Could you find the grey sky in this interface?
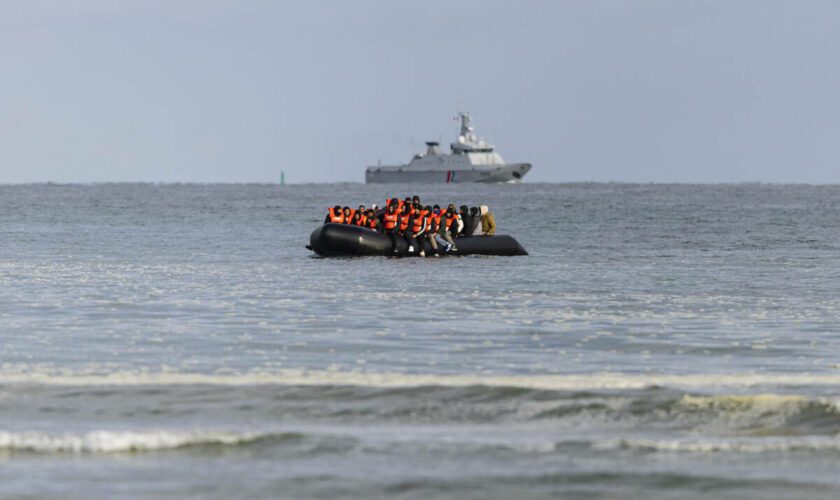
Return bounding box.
[2,0,839,183]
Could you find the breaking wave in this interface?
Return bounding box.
[3,369,840,390]
[0,430,297,454]
[596,437,840,454]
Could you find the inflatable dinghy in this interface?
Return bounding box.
[308,223,528,257]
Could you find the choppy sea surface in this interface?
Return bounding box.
[2,182,840,499]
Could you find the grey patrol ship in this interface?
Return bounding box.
[365,113,532,184]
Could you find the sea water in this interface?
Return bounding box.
[1,183,840,499]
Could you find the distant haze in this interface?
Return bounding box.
[2,0,839,184]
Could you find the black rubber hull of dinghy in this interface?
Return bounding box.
[309,223,528,257]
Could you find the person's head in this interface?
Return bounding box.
[470,206,479,216]
[367,209,375,217]
[352,211,361,221]
[333,205,341,213]
[412,195,421,204]
[446,205,454,215]
[424,205,432,214]
[371,204,378,211]
[343,206,351,216]
[388,201,397,213]
[433,204,440,214]
[401,203,410,214]
[358,205,365,212]
[459,205,468,214]
[403,197,411,205]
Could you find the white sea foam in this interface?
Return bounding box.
[0,430,262,454]
[2,369,840,390]
[595,436,840,454]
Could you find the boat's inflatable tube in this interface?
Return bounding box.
[308,223,528,257]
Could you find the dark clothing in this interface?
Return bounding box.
[458,212,473,236]
[465,217,481,236]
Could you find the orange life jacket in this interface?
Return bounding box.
[328,207,345,224]
[444,213,458,229]
[343,209,355,223]
[357,214,367,226]
[399,213,410,231]
[383,211,399,230]
[368,217,379,229]
[386,198,405,212]
[412,211,427,233]
[429,212,442,232]
[426,214,437,234]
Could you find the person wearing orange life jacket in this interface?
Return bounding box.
[379,200,401,253]
[342,206,354,224]
[411,203,433,256]
[356,205,367,226]
[402,201,427,256]
[350,211,364,226]
[325,205,345,224]
[398,203,411,233]
[385,197,403,213]
[435,204,462,252]
[392,202,419,255]
[422,205,439,255]
[366,209,379,231]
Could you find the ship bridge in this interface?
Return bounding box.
[450,112,495,154]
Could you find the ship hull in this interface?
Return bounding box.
[365,163,531,184]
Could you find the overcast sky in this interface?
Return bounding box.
[2,0,839,183]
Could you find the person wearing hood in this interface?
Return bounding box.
[466,206,481,236]
[480,205,496,236]
[457,205,472,237]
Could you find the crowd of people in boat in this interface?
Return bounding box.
[324,195,496,256]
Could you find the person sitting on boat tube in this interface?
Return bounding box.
[465,206,481,236]
[325,205,345,224]
[397,203,412,250]
[421,205,438,256]
[379,200,401,253]
[436,205,462,252]
[480,205,496,236]
[342,206,353,223]
[366,209,379,230]
[405,202,428,256]
[355,206,367,226]
[457,205,472,237]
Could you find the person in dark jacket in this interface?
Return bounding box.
[458,205,472,237]
[466,206,481,235]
